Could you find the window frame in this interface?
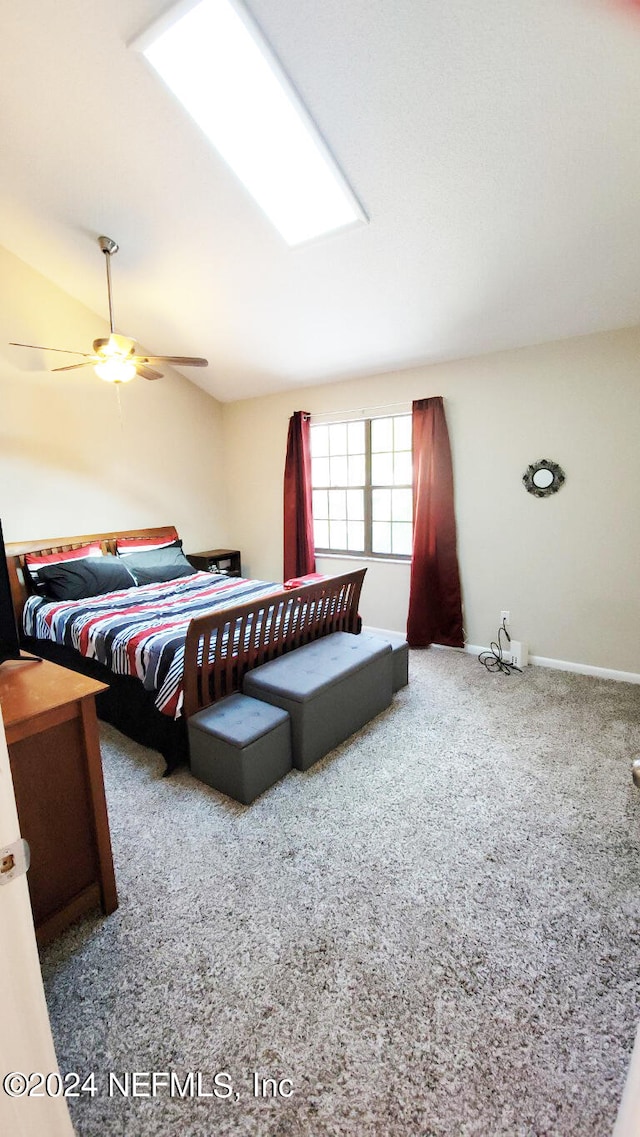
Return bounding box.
[310,414,413,562]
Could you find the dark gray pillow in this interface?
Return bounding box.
[38,555,135,601]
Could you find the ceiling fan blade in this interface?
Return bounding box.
[139,356,208,367]
[9,342,95,357]
[51,361,97,373]
[135,364,164,381]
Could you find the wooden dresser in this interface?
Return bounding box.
[0,657,118,944]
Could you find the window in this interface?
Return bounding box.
[310,415,413,559]
[136,0,366,246]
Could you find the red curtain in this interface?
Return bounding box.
[407,397,463,648]
[283,411,316,581]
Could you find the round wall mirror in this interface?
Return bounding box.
[532,467,554,490]
[523,459,565,498]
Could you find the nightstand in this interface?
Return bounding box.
[187,549,242,577]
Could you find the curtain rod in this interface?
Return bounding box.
[309,400,411,420]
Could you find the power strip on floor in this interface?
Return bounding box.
[506,640,528,668]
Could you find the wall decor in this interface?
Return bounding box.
[522,458,566,498]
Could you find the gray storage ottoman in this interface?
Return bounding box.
[188,693,291,804]
[243,631,393,771]
[360,629,409,691]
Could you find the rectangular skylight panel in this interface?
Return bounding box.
[138,0,366,245]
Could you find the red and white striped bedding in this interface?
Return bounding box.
[23,573,280,719]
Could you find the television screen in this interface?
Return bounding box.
[0,519,22,665]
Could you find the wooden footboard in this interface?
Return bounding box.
[182,569,366,718]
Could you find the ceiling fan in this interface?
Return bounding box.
[10,236,208,384]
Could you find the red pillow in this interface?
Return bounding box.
[116,529,178,555]
[283,573,324,590]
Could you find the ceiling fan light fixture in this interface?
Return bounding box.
[94,358,137,384]
[10,235,207,381]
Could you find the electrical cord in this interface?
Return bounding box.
[478,618,522,676]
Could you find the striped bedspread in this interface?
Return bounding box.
[23,574,280,719]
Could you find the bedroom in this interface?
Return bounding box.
[1,1,639,1135]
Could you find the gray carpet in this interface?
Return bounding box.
[40,649,640,1137]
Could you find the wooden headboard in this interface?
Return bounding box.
[5,526,178,622]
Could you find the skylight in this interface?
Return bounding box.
[135,0,366,246]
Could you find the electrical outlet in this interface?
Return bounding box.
[500,610,510,624]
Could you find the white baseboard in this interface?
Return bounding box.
[362,625,404,637]
[465,644,640,685]
[364,633,640,685]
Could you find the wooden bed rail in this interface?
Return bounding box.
[183,569,366,718]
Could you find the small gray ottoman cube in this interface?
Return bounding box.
[244,631,393,771]
[360,629,409,691]
[188,693,291,804]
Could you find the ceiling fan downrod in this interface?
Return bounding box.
[98,235,119,335]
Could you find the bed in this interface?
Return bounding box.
[5,526,365,773]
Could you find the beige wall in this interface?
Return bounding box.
[222,327,640,675]
[0,246,228,551]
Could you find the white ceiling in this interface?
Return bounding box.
[1,0,639,402]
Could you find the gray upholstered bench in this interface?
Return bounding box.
[188,693,291,804]
[243,631,393,771]
[360,629,409,692]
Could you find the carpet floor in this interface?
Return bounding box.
[40,649,640,1137]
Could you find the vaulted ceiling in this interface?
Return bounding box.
[1,0,639,401]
